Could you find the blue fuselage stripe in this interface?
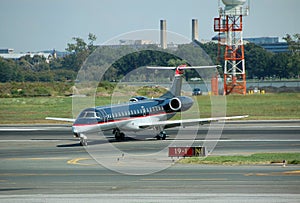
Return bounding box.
[73,99,175,126]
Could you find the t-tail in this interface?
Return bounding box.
[160,65,185,98]
[147,65,218,99]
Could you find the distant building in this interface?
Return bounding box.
[211,35,289,53]
[102,39,178,50]
[244,37,289,53]
[119,39,154,46]
[0,48,14,54]
[0,48,55,62]
[245,37,279,44]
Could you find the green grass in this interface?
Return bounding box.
[178,153,300,165]
[0,93,299,124]
[0,97,73,124]
[194,93,300,119]
[226,93,300,120]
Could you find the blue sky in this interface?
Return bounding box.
[0,0,299,52]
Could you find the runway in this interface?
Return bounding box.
[0,120,299,202]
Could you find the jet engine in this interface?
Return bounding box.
[164,96,193,112]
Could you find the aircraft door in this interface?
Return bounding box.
[141,106,146,117]
[99,109,108,123]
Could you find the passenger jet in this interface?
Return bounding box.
[46,65,247,146]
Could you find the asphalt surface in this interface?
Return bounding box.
[0,120,300,202]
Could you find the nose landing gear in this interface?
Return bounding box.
[74,132,88,146]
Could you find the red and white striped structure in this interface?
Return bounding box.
[214,0,249,95]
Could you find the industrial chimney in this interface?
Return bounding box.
[192,19,199,41]
[160,20,167,49]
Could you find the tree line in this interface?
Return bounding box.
[0,33,299,83]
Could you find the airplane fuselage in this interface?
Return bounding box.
[72,96,194,136]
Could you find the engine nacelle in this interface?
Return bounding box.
[164,96,193,112]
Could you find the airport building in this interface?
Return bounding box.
[0,48,56,62]
[245,37,289,53]
[211,34,289,53]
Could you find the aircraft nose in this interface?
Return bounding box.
[72,125,80,137]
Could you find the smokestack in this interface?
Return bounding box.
[192,19,199,41]
[160,20,167,49]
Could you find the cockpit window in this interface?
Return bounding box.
[86,112,96,117]
[79,111,98,118]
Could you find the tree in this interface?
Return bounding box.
[283,34,300,54]
[283,34,300,78]
[63,33,97,72]
[0,58,15,82]
[244,43,273,79]
[270,53,289,79]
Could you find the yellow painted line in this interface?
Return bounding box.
[67,157,96,166]
[245,170,300,177]
[283,170,300,175]
[140,178,227,181]
[5,157,68,161]
[0,173,118,177]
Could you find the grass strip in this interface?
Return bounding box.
[178,153,300,165]
[0,93,299,124]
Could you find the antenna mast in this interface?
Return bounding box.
[214,0,249,95]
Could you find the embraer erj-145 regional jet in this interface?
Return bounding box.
[46,65,247,146]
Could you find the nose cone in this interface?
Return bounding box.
[72,125,79,136]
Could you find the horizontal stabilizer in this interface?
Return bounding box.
[147,65,219,70]
[45,117,75,123]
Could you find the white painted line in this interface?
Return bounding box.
[0,127,70,131]
[0,140,63,142]
[1,139,299,143]
[171,139,300,142]
[0,128,41,131]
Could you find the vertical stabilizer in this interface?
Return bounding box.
[160,66,185,98]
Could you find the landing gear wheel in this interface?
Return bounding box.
[120,132,125,141]
[114,129,125,141]
[79,134,87,146]
[156,131,167,140]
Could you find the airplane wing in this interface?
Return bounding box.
[138,115,248,129]
[45,117,76,123]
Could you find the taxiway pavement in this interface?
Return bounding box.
[0,120,299,202]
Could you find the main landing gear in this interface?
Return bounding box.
[112,128,167,141]
[155,131,167,140]
[113,128,125,141]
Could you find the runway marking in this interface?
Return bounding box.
[0,128,44,131]
[0,140,63,142]
[5,157,68,161]
[67,157,96,166]
[224,126,300,128]
[140,178,227,181]
[245,170,300,177]
[283,170,300,175]
[172,139,300,142]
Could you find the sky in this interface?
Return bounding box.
[0,0,299,52]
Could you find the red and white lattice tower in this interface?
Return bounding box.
[214,0,249,95]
